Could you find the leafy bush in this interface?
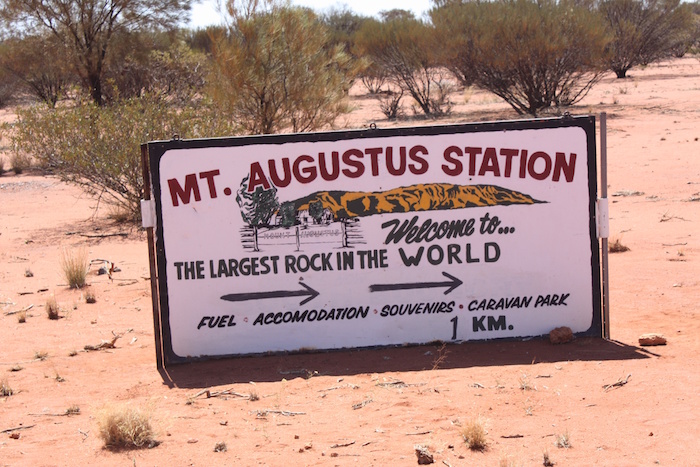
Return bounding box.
[8,96,238,221]
[211,5,354,134]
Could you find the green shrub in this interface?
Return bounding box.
[8,96,238,221]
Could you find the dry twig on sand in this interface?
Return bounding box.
[603,374,631,392]
[4,304,33,316]
[1,425,35,434]
[84,332,121,351]
[252,409,305,417]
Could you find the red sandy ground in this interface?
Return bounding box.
[1,57,698,466]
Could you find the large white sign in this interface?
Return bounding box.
[146,118,602,362]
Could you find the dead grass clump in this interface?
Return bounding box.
[608,238,630,253]
[555,431,571,449]
[46,297,60,320]
[1,378,14,396]
[10,153,31,174]
[97,403,157,449]
[543,450,555,466]
[17,310,27,323]
[462,417,488,451]
[61,247,89,288]
[34,350,49,360]
[85,290,97,304]
[214,441,228,452]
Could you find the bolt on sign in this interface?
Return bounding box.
[142,116,603,364]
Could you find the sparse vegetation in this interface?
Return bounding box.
[609,237,631,253]
[214,441,228,452]
[85,290,97,304]
[66,405,81,415]
[543,450,555,466]
[10,152,31,174]
[519,373,536,391]
[60,248,89,289]
[462,417,488,451]
[555,431,572,449]
[46,297,60,320]
[97,403,157,449]
[431,342,449,370]
[0,378,14,396]
[17,310,26,323]
[34,350,49,360]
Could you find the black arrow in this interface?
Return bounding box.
[369,271,463,295]
[221,282,319,306]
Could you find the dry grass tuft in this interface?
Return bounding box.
[555,431,571,449]
[61,247,89,289]
[1,378,14,396]
[85,290,97,304]
[97,403,158,449]
[17,310,27,323]
[66,405,81,415]
[46,297,60,320]
[10,153,31,174]
[214,441,228,452]
[34,350,49,361]
[608,237,630,253]
[543,449,555,466]
[462,417,488,451]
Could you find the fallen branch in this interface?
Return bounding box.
[603,374,631,392]
[406,430,432,436]
[253,409,305,417]
[80,232,129,239]
[352,399,373,410]
[1,424,35,434]
[376,380,426,389]
[320,384,359,392]
[501,434,524,439]
[189,387,252,401]
[4,304,33,316]
[330,441,356,448]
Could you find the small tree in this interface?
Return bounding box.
[354,16,452,117]
[431,0,609,116]
[0,34,72,107]
[0,0,192,106]
[211,2,353,134]
[599,0,695,78]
